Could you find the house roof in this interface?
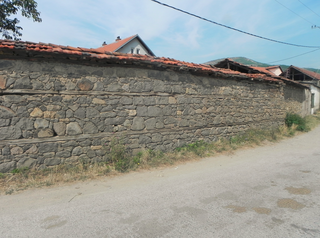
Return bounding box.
[283,65,320,81]
[214,58,280,76]
[213,58,308,89]
[94,34,155,56]
[0,40,294,86]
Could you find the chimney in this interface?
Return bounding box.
[102,41,107,46]
[116,36,121,41]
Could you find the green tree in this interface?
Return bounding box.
[0,0,41,40]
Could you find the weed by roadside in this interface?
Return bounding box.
[1,112,320,195]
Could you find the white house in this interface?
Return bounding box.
[94,34,155,56]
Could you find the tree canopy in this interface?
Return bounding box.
[0,0,41,40]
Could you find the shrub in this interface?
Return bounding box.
[285,113,308,131]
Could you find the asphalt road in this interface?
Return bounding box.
[1,126,320,238]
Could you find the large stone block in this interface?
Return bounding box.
[0,161,16,173]
[77,78,93,91]
[39,143,58,153]
[30,108,43,118]
[17,158,36,169]
[66,122,82,135]
[34,119,49,129]
[3,95,23,103]
[53,122,66,136]
[0,106,15,119]
[148,106,162,117]
[83,122,99,134]
[131,117,145,131]
[13,76,32,89]
[0,126,21,140]
[38,129,54,138]
[44,158,61,166]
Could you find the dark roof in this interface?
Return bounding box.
[283,65,320,81]
[214,58,278,76]
[214,58,308,89]
[94,34,155,56]
[0,40,288,84]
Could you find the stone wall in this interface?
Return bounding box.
[283,84,311,117]
[0,59,299,172]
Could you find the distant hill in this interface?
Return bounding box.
[205,57,319,73]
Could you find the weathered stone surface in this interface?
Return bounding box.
[131,117,145,131]
[148,106,162,117]
[25,145,38,154]
[152,133,162,142]
[179,119,189,127]
[169,97,177,104]
[30,108,43,118]
[53,122,66,136]
[0,126,21,140]
[145,118,156,130]
[43,152,55,158]
[39,143,58,153]
[139,135,152,144]
[156,121,164,129]
[38,129,54,138]
[120,97,133,105]
[17,158,36,169]
[15,118,33,130]
[86,108,100,118]
[13,76,32,89]
[83,122,98,134]
[4,95,23,103]
[2,147,10,156]
[0,119,10,127]
[72,147,82,156]
[105,117,126,126]
[137,106,148,117]
[100,112,117,118]
[34,119,49,129]
[124,119,132,127]
[0,75,6,89]
[44,111,56,118]
[74,108,86,118]
[47,105,62,111]
[66,122,82,135]
[44,158,61,166]
[56,151,71,158]
[128,110,137,116]
[87,149,96,158]
[77,78,93,91]
[0,161,16,173]
[92,98,106,104]
[10,147,23,155]
[0,60,293,171]
[0,106,15,119]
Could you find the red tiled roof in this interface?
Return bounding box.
[288,65,320,81]
[213,58,308,88]
[0,40,287,84]
[94,35,137,53]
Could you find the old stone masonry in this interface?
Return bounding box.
[0,59,291,172]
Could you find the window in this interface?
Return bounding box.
[131,48,134,54]
[136,49,140,54]
[311,93,315,108]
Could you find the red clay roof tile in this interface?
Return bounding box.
[94,35,137,53]
[0,39,287,85]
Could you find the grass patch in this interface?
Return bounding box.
[1,112,320,195]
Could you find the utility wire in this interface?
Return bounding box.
[274,0,315,25]
[151,0,320,48]
[298,0,320,19]
[267,48,320,64]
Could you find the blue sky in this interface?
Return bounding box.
[15,0,320,68]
